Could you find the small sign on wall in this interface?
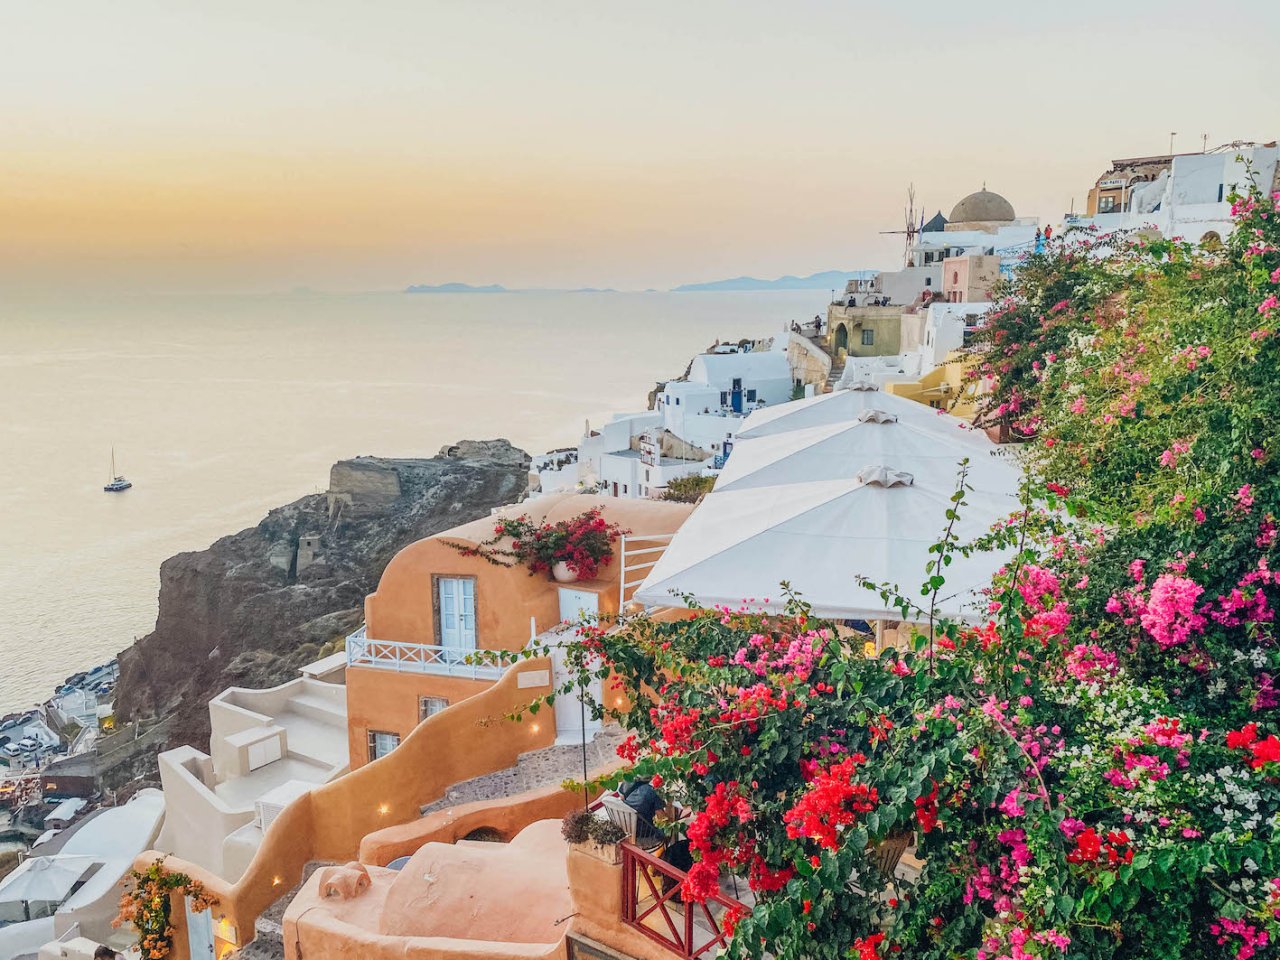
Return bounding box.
[518,669,551,688]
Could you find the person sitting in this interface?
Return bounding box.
[618,777,665,843]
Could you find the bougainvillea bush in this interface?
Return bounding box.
[448,507,627,579]
[543,178,1280,959]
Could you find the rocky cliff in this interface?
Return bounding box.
[114,440,531,755]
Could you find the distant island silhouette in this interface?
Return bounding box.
[671,269,876,292]
[402,270,875,294]
[406,282,507,293]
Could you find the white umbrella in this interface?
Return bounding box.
[635,471,1014,622]
[717,416,1020,495]
[736,386,991,443]
[0,855,96,920]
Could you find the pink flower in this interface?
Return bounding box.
[1237,484,1256,513]
[1139,574,1206,649]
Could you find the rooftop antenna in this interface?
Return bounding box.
[1201,133,1208,154]
[1169,131,1177,155]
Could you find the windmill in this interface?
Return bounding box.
[879,184,922,268]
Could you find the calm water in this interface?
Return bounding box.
[0,290,822,712]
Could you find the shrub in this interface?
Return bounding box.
[659,474,716,503]
[588,817,627,846]
[561,807,592,844]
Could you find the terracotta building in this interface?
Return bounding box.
[346,494,693,770]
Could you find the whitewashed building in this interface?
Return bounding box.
[1066,143,1279,245]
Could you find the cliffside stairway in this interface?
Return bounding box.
[420,728,624,815]
[826,356,847,391]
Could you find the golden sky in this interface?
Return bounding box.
[3,0,1277,293]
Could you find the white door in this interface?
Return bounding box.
[438,577,477,666]
[554,588,602,745]
[186,897,215,960]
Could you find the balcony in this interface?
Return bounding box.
[345,626,506,680]
[620,841,750,960]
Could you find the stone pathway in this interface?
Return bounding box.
[421,728,623,815]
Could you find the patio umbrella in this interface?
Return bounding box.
[735,385,992,444]
[0,855,96,921]
[716,416,1021,495]
[635,471,1015,623]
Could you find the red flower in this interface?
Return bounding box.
[1249,735,1280,769]
[1227,723,1259,749]
[1066,827,1101,863]
[914,780,940,834]
[852,932,886,960]
[783,755,878,850]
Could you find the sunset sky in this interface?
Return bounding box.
[4,0,1278,294]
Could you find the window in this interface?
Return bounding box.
[745,389,757,402]
[368,730,400,762]
[1217,184,1224,203]
[419,697,448,722]
[1098,196,1117,213]
[622,484,628,495]
[720,391,728,406]
[435,576,476,656]
[861,329,875,346]
[925,277,932,286]
[675,397,680,405]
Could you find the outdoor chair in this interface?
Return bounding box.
[602,793,665,851]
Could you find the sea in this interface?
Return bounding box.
[0,289,824,713]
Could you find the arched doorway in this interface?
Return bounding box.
[834,323,849,353]
[1200,230,1222,251]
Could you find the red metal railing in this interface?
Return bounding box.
[620,841,748,960]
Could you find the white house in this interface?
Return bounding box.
[1067,143,1279,245]
[596,446,709,500]
[155,657,348,882]
[575,411,662,490]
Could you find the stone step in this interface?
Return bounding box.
[287,694,345,725]
[420,729,624,816]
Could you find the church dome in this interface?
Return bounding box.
[949,189,1015,224]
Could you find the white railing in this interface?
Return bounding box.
[345,628,505,680]
[619,533,675,609]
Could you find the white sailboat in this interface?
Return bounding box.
[104,448,132,492]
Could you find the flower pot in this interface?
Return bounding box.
[552,561,579,583]
[574,840,622,865]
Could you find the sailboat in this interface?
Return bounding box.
[104,448,132,493]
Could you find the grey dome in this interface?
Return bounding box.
[949,189,1015,223]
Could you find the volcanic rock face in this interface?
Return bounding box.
[114,441,531,754]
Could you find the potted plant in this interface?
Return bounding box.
[562,808,626,864]
[449,508,628,582]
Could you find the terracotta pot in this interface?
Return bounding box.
[551,561,579,583]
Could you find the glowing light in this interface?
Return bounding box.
[378,803,391,815]
[272,876,282,886]
[530,723,540,733]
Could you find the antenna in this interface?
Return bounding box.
[1201,133,1208,154]
[1169,131,1177,155]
